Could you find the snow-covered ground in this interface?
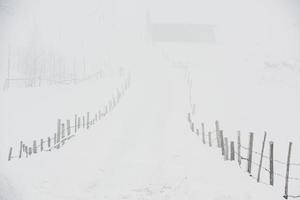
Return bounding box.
[1,0,300,199]
[0,66,287,200]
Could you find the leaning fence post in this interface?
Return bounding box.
[257,131,267,182]
[19,141,23,158]
[220,130,225,156]
[215,120,220,148]
[230,141,235,161]
[237,131,242,166]
[269,141,274,186]
[247,132,254,174]
[224,137,229,160]
[283,142,292,199]
[8,147,13,161]
[208,132,212,147]
[201,123,206,144]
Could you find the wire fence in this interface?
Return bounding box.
[187,115,300,199]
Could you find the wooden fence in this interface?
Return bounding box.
[187,112,300,199]
[7,72,131,161]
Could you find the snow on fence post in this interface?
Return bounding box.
[74,115,77,133]
[257,131,267,183]
[269,141,274,186]
[8,147,13,161]
[87,112,90,129]
[201,123,206,144]
[40,139,44,152]
[230,141,235,161]
[67,120,71,136]
[208,132,212,147]
[283,142,292,199]
[215,120,220,148]
[19,141,23,158]
[247,132,254,174]
[220,130,225,156]
[33,140,37,154]
[224,137,229,161]
[57,119,61,149]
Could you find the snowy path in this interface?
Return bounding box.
[2,68,283,200]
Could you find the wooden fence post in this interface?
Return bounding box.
[83,116,85,128]
[19,141,23,158]
[247,132,254,174]
[67,120,71,136]
[40,139,44,152]
[74,115,77,133]
[25,146,28,157]
[224,137,229,160]
[220,130,225,156]
[61,123,65,145]
[269,141,274,186]
[208,132,212,147]
[48,137,51,148]
[87,112,90,129]
[28,147,32,155]
[196,129,199,136]
[215,120,220,148]
[283,142,292,199]
[257,132,267,182]
[8,147,13,161]
[237,131,241,166]
[230,141,235,161]
[201,123,206,144]
[191,122,194,132]
[33,140,37,154]
[57,119,61,149]
[78,117,81,129]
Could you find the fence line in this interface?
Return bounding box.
[187,112,300,199]
[7,72,131,161]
